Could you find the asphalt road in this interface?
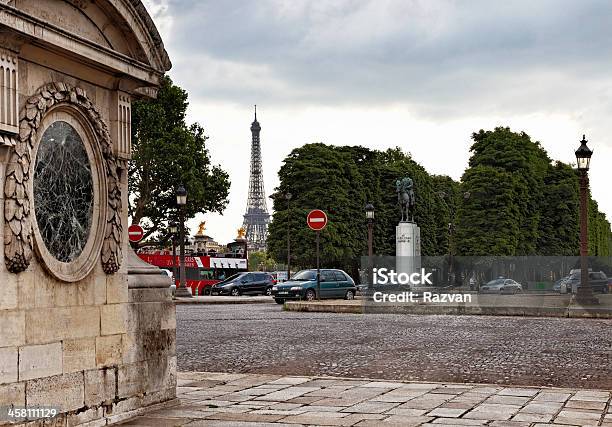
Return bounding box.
[176,303,612,390]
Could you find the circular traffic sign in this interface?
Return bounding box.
[128,224,144,243]
[307,209,328,231]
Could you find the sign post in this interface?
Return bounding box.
[307,210,328,301]
[128,224,144,244]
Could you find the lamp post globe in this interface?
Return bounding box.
[365,203,375,222]
[575,135,593,171]
[575,135,597,305]
[169,222,178,234]
[176,184,187,206]
[175,184,192,298]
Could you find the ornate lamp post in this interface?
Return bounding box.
[285,192,292,280]
[365,203,375,291]
[169,222,178,287]
[174,184,192,298]
[575,136,597,305]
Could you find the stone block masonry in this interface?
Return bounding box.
[0,0,174,425]
[0,283,176,426]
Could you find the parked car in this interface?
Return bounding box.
[566,271,609,294]
[160,269,175,294]
[552,276,571,293]
[210,272,275,296]
[271,269,357,304]
[270,271,289,283]
[479,278,523,294]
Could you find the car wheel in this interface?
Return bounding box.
[305,289,316,301]
[230,288,241,297]
[275,299,285,305]
[345,290,355,300]
[203,287,211,296]
[265,287,272,296]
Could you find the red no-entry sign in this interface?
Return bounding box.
[307,209,328,231]
[128,224,144,243]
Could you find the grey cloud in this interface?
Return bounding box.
[157,0,612,127]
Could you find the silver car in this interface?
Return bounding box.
[480,278,522,294]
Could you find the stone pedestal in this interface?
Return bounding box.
[114,246,177,423]
[396,221,421,279]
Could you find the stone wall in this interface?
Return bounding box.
[0,1,175,425]
[0,272,177,426]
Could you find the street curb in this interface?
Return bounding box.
[174,297,274,305]
[284,301,612,318]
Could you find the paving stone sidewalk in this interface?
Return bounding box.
[120,372,612,426]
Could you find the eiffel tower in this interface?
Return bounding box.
[242,105,270,251]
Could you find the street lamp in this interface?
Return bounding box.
[175,184,192,298]
[169,222,178,288]
[575,135,597,305]
[365,203,375,291]
[285,192,292,281]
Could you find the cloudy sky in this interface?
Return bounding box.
[143,0,612,244]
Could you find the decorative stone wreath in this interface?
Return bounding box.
[4,82,123,277]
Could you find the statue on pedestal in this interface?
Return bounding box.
[395,177,421,279]
[396,177,416,222]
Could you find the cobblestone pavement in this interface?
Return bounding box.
[176,305,612,390]
[121,371,612,426]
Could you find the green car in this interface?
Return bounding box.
[271,269,356,304]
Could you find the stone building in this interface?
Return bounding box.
[0,0,176,425]
[191,222,224,255]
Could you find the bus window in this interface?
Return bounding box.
[199,269,213,280]
[186,268,201,281]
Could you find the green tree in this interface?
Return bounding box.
[267,144,452,277]
[431,175,462,257]
[129,76,230,240]
[248,251,277,271]
[267,144,365,276]
[455,165,521,255]
[537,162,580,255]
[459,128,550,255]
[455,126,611,257]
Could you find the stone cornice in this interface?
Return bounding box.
[0,4,166,89]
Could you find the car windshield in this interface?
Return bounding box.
[218,273,243,284]
[486,279,505,286]
[292,270,316,281]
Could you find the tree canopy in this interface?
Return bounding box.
[129,76,230,240]
[266,144,454,277]
[267,129,611,276]
[454,127,610,257]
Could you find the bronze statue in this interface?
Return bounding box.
[396,177,416,222]
[196,222,206,236]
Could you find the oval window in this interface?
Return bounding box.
[34,121,94,262]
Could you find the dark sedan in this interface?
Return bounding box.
[566,271,609,294]
[211,272,275,296]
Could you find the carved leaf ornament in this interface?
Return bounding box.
[4,82,123,276]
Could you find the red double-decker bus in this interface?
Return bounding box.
[138,252,248,295]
